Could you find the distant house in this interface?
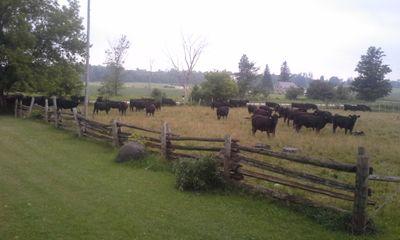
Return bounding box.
[274,81,299,94]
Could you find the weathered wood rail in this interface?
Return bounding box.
[15,99,400,235]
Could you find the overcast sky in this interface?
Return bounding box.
[70,0,400,80]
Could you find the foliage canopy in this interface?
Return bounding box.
[0,0,86,96]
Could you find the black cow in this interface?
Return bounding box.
[344,104,371,112]
[71,96,85,104]
[313,110,333,123]
[211,100,229,110]
[119,102,129,115]
[357,104,371,112]
[253,108,271,117]
[57,98,79,111]
[130,100,146,112]
[293,114,331,133]
[93,101,110,115]
[216,106,229,120]
[265,102,280,110]
[229,99,249,107]
[251,114,279,137]
[259,105,273,115]
[276,106,290,120]
[161,98,177,106]
[285,108,308,126]
[108,101,121,111]
[292,102,318,111]
[146,104,156,116]
[247,105,257,114]
[332,114,360,134]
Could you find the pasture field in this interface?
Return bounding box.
[89,105,400,225]
[87,82,184,101]
[0,116,378,240]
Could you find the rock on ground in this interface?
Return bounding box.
[116,141,146,163]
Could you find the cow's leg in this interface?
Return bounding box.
[333,124,337,133]
[252,128,256,135]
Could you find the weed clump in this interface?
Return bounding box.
[173,157,223,191]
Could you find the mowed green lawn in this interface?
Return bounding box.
[0,116,396,240]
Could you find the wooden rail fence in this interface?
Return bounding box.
[15,99,400,235]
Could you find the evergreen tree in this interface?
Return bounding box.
[236,54,258,97]
[352,47,392,101]
[279,61,290,82]
[260,64,274,93]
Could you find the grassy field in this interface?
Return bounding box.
[88,82,184,101]
[88,105,400,231]
[0,116,385,240]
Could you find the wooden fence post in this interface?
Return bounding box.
[160,122,168,159]
[352,147,370,234]
[112,120,120,147]
[73,108,82,137]
[14,99,18,118]
[28,97,35,117]
[52,96,58,127]
[223,135,232,180]
[44,99,49,122]
[18,100,23,118]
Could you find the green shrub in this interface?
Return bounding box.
[173,157,223,191]
[285,87,304,100]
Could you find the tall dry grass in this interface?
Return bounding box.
[88,105,400,210]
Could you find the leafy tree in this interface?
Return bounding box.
[0,0,86,96]
[236,54,258,97]
[279,61,291,82]
[201,71,238,102]
[335,84,351,100]
[100,35,131,96]
[328,76,342,87]
[190,85,203,103]
[352,46,392,101]
[285,87,303,100]
[259,64,274,94]
[151,88,166,102]
[291,73,313,88]
[306,80,335,101]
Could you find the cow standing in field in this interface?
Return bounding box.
[344,104,371,112]
[118,102,129,115]
[229,99,249,107]
[211,100,229,110]
[265,102,280,110]
[251,114,279,137]
[253,108,271,117]
[93,101,110,115]
[146,103,156,116]
[332,114,360,134]
[292,102,318,111]
[285,108,307,126]
[216,106,229,120]
[293,113,331,133]
[259,106,273,115]
[247,105,257,114]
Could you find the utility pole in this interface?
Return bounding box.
[84,0,91,117]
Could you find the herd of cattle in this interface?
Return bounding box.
[93,97,176,116]
[0,94,177,117]
[1,94,372,137]
[212,101,370,137]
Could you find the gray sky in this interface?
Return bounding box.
[72,0,400,80]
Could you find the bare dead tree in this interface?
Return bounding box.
[166,34,206,102]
